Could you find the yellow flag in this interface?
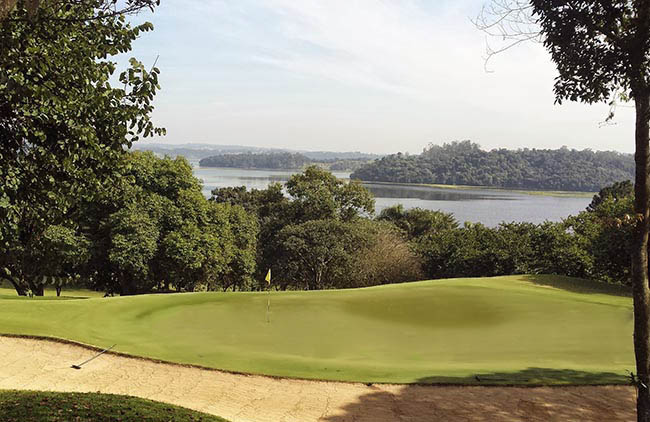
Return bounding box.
[265,269,271,284]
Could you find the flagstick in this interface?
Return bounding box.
[266,289,270,324]
[265,268,272,323]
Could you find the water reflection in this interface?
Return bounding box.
[364,184,517,201]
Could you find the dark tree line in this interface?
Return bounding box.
[199,152,371,172]
[200,152,312,170]
[352,141,634,192]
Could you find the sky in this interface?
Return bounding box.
[124,0,637,155]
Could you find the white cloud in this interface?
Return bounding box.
[244,0,476,101]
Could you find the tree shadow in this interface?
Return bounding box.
[521,274,631,297]
[323,368,635,422]
[0,295,88,301]
[416,367,628,385]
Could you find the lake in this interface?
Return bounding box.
[192,166,592,227]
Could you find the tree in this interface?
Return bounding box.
[588,180,634,211]
[531,221,593,279]
[377,205,458,240]
[272,220,372,290]
[286,165,375,222]
[108,202,159,295]
[81,152,258,295]
[416,222,517,279]
[0,1,163,295]
[352,222,424,287]
[0,224,89,296]
[478,1,650,418]
[569,197,635,285]
[211,183,290,289]
[219,204,259,291]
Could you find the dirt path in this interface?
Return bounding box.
[0,336,636,421]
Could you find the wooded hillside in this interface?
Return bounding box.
[351,141,634,192]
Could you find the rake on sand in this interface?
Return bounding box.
[71,344,116,370]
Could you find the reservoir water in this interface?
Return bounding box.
[193,166,592,227]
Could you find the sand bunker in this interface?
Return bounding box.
[0,336,636,421]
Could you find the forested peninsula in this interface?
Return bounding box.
[199,152,370,171]
[200,152,311,169]
[351,141,634,192]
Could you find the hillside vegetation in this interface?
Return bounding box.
[351,141,634,192]
[0,275,633,384]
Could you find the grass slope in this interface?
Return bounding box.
[0,275,633,384]
[0,390,227,422]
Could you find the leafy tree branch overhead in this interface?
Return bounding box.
[0,0,159,20]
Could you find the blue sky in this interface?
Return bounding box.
[124,0,636,154]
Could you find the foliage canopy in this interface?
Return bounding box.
[0,0,163,295]
[352,141,633,191]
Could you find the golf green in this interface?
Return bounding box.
[0,275,634,384]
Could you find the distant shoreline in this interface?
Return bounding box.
[195,165,594,198]
[349,180,595,198]
[195,164,350,173]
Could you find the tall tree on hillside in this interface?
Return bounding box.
[477,1,650,419]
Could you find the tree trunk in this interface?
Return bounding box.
[29,281,44,296]
[119,276,137,296]
[633,91,650,422]
[9,279,27,296]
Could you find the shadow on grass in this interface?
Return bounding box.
[416,367,628,385]
[521,274,631,297]
[0,295,89,301]
[323,368,635,422]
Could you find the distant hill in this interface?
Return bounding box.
[133,143,382,161]
[132,144,272,160]
[351,141,634,192]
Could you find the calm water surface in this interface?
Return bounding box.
[193,166,592,227]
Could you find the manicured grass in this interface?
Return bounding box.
[0,390,227,422]
[0,275,633,384]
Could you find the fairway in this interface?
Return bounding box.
[0,275,634,384]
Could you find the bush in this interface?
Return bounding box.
[352,224,424,287]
